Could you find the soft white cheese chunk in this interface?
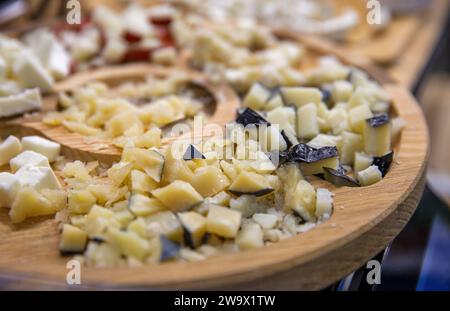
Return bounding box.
[15,165,61,190]
[315,188,334,219]
[21,136,61,162]
[357,165,382,186]
[0,88,42,118]
[102,36,127,63]
[0,172,20,208]
[10,150,50,173]
[123,4,154,36]
[13,51,54,92]
[252,213,278,230]
[0,135,22,166]
[24,29,71,79]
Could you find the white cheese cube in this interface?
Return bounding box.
[331,80,353,102]
[0,79,22,96]
[0,172,20,208]
[266,106,296,134]
[123,4,154,36]
[13,51,54,92]
[236,223,264,250]
[0,135,22,166]
[296,102,319,139]
[280,87,322,107]
[10,150,50,173]
[354,152,373,175]
[24,29,71,79]
[252,213,278,230]
[15,165,61,190]
[21,136,61,162]
[340,131,363,165]
[357,165,382,186]
[206,205,242,238]
[315,188,334,219]
[0,88,42,118]
[349,103,373,133]
[102,36,127,63]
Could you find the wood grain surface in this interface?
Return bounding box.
[0,37,429,289]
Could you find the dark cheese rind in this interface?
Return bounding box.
[323,167,360,187]
[229,188,274,197]
[372,151,394,177]
[183,144,206,160]
[182,225,196,249]
[320,88,332,106]
[281,130,296,150]
[287,144,338,163]
[236,108,271,127]
[366,113,390,128]
[160,235,181,261]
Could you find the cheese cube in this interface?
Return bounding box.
[21,136,61,162]
[315,188,334,218]
[357,165,382,186]
[236,223,264,250]
[59,224,88,254]
[9,187,60,223]
[24,29,71,79]
[102,36,127,63]
[340,131,363,165]
[206,205,242,238]
[331,80,353,102]
[354,152,373,175]
[296,103,319,139]
[252,213,278,229]
[0,135,22,166]
[349,103,373,133]
[280,87,322,107]
[0,88,42,118]
[9,150,49,172]
[13,51,54,92]
[15,165,61,190]
[152,180,203,212]
[0,172,20,208]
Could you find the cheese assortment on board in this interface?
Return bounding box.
[0,2,406,267]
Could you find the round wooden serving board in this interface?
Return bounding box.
[0,37,429,290]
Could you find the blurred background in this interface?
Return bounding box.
[0,0,449,290]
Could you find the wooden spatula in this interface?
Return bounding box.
[0,64,240,164]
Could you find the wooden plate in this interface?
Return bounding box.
[0,37,428,290]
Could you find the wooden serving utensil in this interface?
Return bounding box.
[0,64,240,164]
